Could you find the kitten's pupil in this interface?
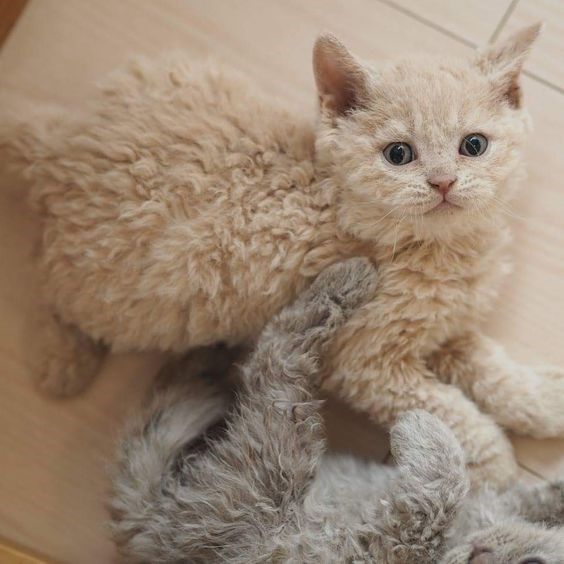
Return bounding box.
[383,142,414,165]
[465,136,481,155]
[390,144,405,164]
[460,133,488,157]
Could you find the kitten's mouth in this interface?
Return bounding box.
[424,200,462,215]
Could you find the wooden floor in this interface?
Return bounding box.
[0,1,563,562]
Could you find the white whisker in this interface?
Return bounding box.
[373,206,401,228]
[391,209,407,262]
[490,196,528,222]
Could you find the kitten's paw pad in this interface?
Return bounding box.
[308,257,378,315]
[27,312,106,398]
[391,410,465,477]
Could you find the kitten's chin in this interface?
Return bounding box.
[413,204,498,241]
[423,201,462,215]
[336,200,498,246]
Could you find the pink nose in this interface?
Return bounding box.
[428,174,457,195]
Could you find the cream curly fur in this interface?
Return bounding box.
[110,259,564,563]
[2,23,562,486]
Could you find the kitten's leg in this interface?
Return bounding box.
[111,258,378,563]
[373,410,469,564]
[26,306,107,397]
[506,481,564,526]
[324,360,518,489]
[428,333,564,438]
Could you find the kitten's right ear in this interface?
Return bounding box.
[313,35,371,118]
[476,23,542,108]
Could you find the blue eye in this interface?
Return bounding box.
[459,133,488,157]
[383,142,414,165]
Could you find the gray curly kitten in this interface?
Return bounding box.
[110,258,564,564]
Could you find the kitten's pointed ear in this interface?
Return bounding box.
[476,23,543,108]
[313,35,371,117]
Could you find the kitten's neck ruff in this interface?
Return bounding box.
[371,215,508,264]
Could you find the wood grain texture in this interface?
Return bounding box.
[0,1,562,562]
[387,0,513,44]
[0,541,48,564]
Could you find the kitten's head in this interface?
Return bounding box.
[313,25,541,243]
[441,520,564,564]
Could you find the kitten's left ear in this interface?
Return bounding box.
[476,22,543,108]
[313,34,372,118]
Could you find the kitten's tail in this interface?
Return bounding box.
[0,104,65,179]
[109,349,235,564]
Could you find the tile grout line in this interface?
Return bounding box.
[489,0,520,43]
[523,69,564,96]
[374,0,477,48]
[518,461,550,482]
[377,0,564,100]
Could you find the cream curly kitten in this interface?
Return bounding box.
[2,23,561,486]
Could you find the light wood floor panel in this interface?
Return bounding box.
[0,1,562,562]
[487,77,564,364]
[387,0,512,44]
[514,436,564,480]
[0,352,162,564]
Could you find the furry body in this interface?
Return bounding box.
[110,259,564,563]
[3,25,564,484]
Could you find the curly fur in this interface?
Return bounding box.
[110,259,564,563]
[2,24,563,486]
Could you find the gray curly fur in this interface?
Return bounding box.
[109,258,564,564]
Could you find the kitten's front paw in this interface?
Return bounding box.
[275,258,378,354]
[26,310,106,397]
[391,410,466,481]
[522,365,564,438]
[307,257,378,317]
